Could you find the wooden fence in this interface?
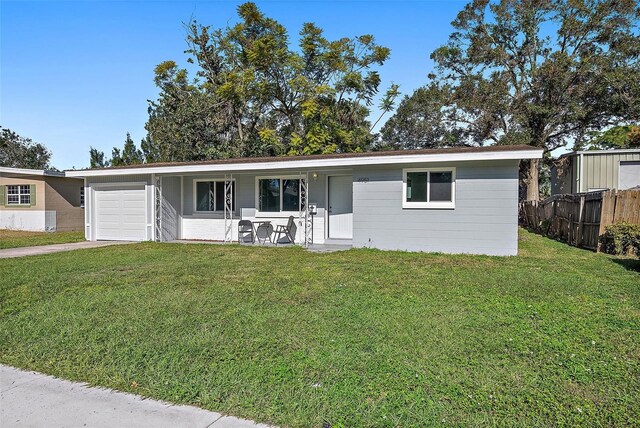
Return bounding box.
[520,189,640,251]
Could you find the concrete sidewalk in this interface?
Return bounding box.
[0,241,129,259]
[1,365,272,428]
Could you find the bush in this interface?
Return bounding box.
[599,222,640,256]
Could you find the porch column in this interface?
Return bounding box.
[224,174,233,243]
[299,172,311,247]
[154,175,162,242]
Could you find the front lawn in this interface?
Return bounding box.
[0,229,85,249]
[0,229,638,427]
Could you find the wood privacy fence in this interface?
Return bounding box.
[520,189,640,251]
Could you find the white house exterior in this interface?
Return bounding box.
[66,145,542,256]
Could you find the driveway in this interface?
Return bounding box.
[1,365,271,428]
[0,241,130,259]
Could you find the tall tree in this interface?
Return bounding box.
[89,147,109,168]
[382,0,640,200]
[0,126,52,169]
[87,133,144,167]
[145,2,396,162]
[580,124,640,149]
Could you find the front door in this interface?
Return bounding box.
[328,175,353,239]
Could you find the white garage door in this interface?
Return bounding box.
[94,186,147,241]
[619,161,640,190]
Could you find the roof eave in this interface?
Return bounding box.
[0,167,68,177]
[66,149,542,178]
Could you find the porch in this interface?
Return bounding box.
[172,238,353,252]
[154,169,354,247]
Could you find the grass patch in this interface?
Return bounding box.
[0,229,85,249]
[0,229,638,426]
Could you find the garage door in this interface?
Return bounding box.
[619,161,640,190]
[94,186,147,241]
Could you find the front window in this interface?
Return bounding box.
[7,185,31,205]
[258,177,302,213]
[195,181,235,212]
[403,168,455,209]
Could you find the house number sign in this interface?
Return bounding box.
[357,177,370,183]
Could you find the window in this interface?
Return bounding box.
[7,185,31,205]
[403,168,455,209]
[194,180,235,212]
[80,186,85,208]
[257,177,303,213]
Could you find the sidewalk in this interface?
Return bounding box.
[0,241,129,259]
[1,365,272,428]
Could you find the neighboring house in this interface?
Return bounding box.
[551,149,640,195]
[0,167,85,232]
[66,145,542,256]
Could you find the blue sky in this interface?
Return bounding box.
[1,0,466,170]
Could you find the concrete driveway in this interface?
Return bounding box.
[0,241,130,259]
[1,365,272,428]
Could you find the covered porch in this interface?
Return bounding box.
[155,167,354,248]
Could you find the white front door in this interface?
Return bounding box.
[94,185,147,241]
[328,175,353,239]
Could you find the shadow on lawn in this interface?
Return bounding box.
[610,257,640,272]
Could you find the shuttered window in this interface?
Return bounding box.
[6,185,31,205]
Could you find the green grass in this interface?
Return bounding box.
[0,229,85,249]
[0,229,638,427]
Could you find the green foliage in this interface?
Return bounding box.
[110,133,143,167]
[88,133,144,168]
[382,0,640,199]
[89,147,108,168]
[0,126,52,169]
[145,2,393,162]
[1,229,639,426]
[581,125,640,150]
[599,222,640,257]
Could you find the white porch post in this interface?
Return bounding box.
[154,175,162,242]
[224,174,233,242]
[299,172,310,247]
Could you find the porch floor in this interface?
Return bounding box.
[170,239,352,253]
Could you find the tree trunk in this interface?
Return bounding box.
[526,158,540,201]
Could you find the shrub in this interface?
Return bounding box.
[599,222,640,256]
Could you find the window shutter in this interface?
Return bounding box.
[30,184,37,206]
[0,185,5,207]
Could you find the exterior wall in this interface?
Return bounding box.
[0,175,53,231]
[44,176,84,231]
[352,160,520,256]
[160,176,181,241]
[179,172,327,243]
[551,157,576,195]
[0,176,46,210]
[81,161,522,255]
[582,152,640,191]
[552,151,640,195]
[85,174,153,241]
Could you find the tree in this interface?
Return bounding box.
[0,126,52,169]
[111,133,143,166]
[379,84,464,150]
[145,2,396,162]
[382,0,640,200]
[87,133,144,167]
[89,147,109,168]
[581,124,640,149]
